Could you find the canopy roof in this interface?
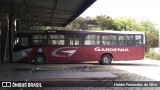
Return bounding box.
[1,0,96,26]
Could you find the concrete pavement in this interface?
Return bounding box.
[0,63,117,81]
[0,59,160,90]
[112,59,160,81]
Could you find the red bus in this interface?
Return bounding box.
[13,30,145,65]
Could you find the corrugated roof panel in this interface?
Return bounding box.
[1,0,96,26]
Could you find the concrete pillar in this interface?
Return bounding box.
[16,19,19,31]
[0,3,1,63]
[9,14,15,61]
[1,12,9,62]
[0,2,17,63]
[0,3,16,62]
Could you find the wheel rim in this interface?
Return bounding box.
[103,57,110,63]
[37,57,43,63]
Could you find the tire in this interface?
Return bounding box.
[33,54,46,65]
[98,61,102,64]
[101,54,112,65]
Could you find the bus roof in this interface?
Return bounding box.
[15,30,145,35]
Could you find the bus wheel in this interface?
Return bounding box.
[101,54,112,65]
[33,54,46,65]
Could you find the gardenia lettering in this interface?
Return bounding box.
[94,47,129,52]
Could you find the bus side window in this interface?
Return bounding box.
[33,34,47,45]
[79,35,84,45]
[110,35,117,46]
[84,35,100,45]
[118,35,125,46]
[92,35,100,45]
[69,34,75,45]
[135,35,142,46]
[125,35,134,46]
[75,34,83,45]
[49,34,65,45]
[14,37,28,47]
[65,34,77,45]
[102,35,110,45]
[13,37,28,52]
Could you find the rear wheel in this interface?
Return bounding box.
[33,54,46,65]
[101,54,112,65]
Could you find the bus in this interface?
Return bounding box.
[13,30,145,65]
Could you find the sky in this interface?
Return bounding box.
[80,0,160,29]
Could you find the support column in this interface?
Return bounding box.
[0,3,1,63]
[1,3,10,62]
[9,14,15,61]
[16,19,19,31]
[0,3,16,62]
[1,13,9,62]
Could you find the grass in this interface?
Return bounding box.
[145,51,160,60]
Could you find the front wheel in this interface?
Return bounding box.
[101,54,112,65]
[33,54,46,65]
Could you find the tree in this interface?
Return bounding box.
[66,17,87,30]
[113,18,136,31]
[140,21,158,51]
[113,18,158,51]
[96,15,114,30]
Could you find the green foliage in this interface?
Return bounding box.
[66,17,87,30]
[113,19,158,51]
[139,21,158,51]
[113,18,136,31]
[96,15,114,30]
[145,51,160,60]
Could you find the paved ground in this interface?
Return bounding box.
[0,59,160,90]
[112,59,160,81]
